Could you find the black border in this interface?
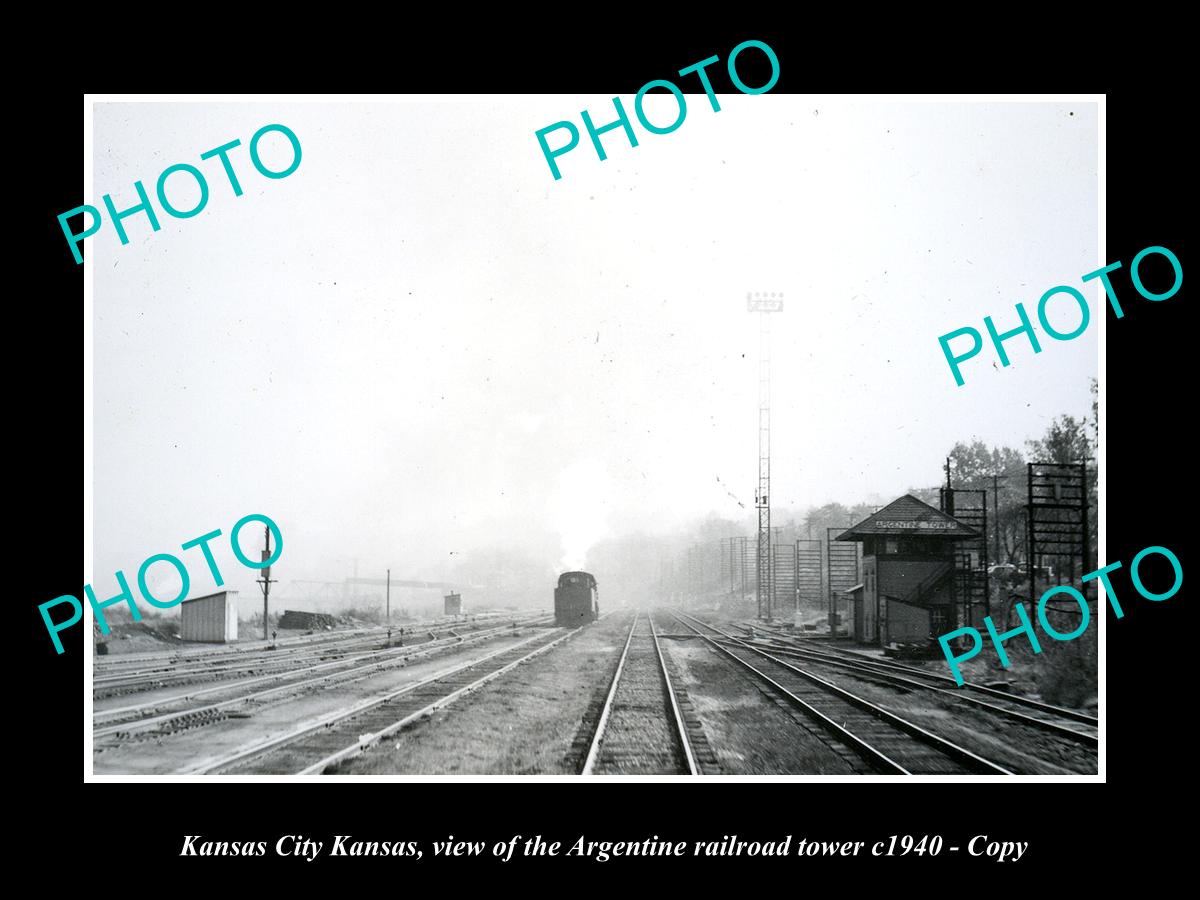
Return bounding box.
[19,27,1189,883]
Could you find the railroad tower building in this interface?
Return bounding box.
[835,495,979,651]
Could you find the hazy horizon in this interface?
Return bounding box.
[90,98,1098,611]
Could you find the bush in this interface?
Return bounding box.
[1036,628,1097,707]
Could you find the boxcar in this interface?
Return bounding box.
[554,571,599,626]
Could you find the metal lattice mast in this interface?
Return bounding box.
[748,292,783,620]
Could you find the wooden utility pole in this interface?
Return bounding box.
[386,568,391,624]
[258,525,274,640]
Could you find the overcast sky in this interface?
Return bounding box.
[91,97,1097,602]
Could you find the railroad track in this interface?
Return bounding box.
[90,622,425,676]
[737,621,1098,724]
[95,639,404,697]
[93,614,546,697]
[94,618,553,738]
[581,612,701,776]
[186,624,585,775]
[92,612,530,675]
[674,612,1013,775]
[727,632,1097,746]
[91,625,380,672]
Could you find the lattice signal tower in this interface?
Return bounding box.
[748,291,783,619]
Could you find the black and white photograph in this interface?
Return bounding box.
[78,95,1103,778]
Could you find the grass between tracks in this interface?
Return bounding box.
[333,617,631,775]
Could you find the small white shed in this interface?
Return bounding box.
[181,590,240,642]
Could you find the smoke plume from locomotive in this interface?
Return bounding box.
[547,457,615,571]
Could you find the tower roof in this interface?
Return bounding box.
[835,494,980,541]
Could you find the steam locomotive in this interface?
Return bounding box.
[554,571,599,626]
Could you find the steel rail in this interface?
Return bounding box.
[94,619,551,738]
[676,613,1013,775]
[294,628,585,776]
[93,614,547,687]
[186,628,571,774]
[93,612,538,672]
[671,613,908,774]
[723,638,1097,745]
[581,613,639,775]
[742,622,1098,726]
[648,612,699,776]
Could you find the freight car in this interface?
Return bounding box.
[554,571,599,626]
